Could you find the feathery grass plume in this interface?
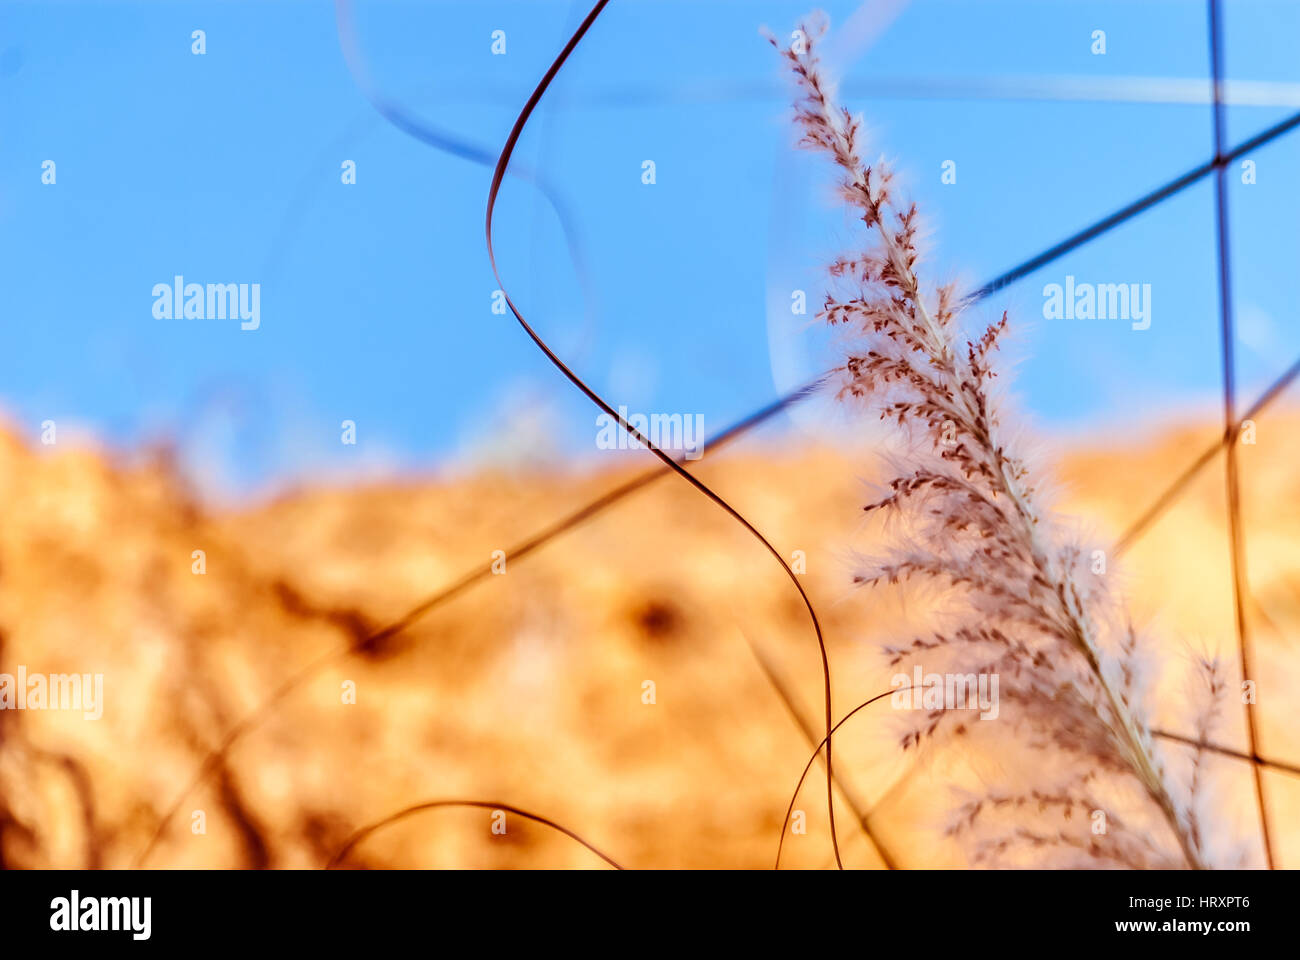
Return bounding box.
[1180,653,1238,866]
[771,14,1227,869]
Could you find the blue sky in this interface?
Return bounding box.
[2,0,1298,498]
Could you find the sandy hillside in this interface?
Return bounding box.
[0,411,1296,869]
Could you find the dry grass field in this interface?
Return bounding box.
[0,408,1296,869]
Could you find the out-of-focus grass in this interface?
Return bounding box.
[0,413,1296,868]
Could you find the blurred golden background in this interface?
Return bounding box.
[1,409,1297,869]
